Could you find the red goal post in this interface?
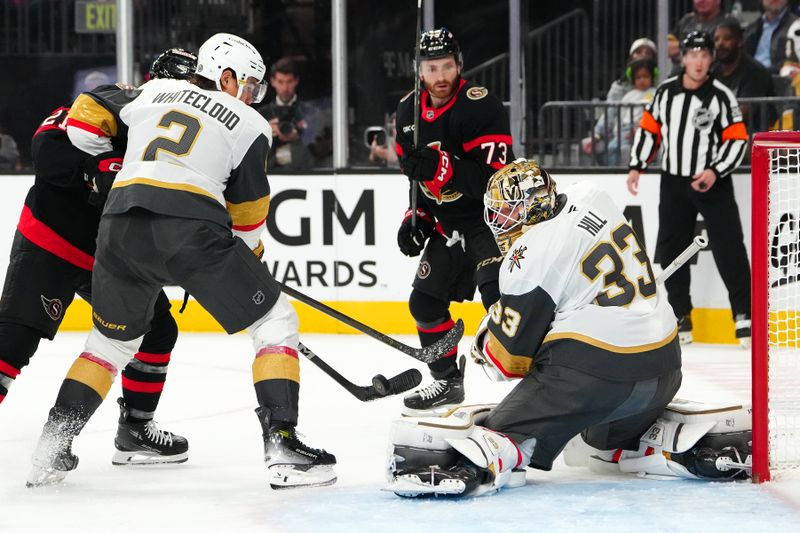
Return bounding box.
[751,131,800,483]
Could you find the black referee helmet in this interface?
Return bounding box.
[681,30,715,55]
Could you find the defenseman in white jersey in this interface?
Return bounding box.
[28,33,336,489]
[387,159,687,497]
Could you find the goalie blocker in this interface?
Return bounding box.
[385,401,752,498]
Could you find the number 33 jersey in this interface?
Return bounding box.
[70,78,273,252]
[485,182,679,380]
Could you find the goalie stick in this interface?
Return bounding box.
[281,283,464,364]
[656,235,708,283]
[298,343,422,402]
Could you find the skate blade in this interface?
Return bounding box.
[383,474,466,498]
[112,450,189,466]
[267,464,337,489]
[26,466,69,488]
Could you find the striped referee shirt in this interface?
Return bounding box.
[629,74,748,178]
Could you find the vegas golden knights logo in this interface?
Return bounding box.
[41,295,63,321]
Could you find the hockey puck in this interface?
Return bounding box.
[372,374,391,396]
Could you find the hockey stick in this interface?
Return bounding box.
[410,0,423,228]
[281,283,464,364]
[656,235,709,283]
[298,343,422,402]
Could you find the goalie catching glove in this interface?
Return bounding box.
[83,150,124,209]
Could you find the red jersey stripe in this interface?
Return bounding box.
[66,117,109,138]
[417,319,455,334]
[121,376,165,393]
[462,134,514,153]
[232,219,266,232]
[17,206,95,271]
[135,352,171,364]
[0,360,21,378]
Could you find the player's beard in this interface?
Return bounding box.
[426,77,459,100]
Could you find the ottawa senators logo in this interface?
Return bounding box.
[417,261,431,279]
[466,86,488,100]
[41,295,63,321]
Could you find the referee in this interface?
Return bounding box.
[627,30,751,348]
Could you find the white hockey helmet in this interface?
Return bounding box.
[196,33,268,103]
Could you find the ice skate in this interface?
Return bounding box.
[402,356,465,416]
[27,407,83,488]
[112,398,189,466]
[734,313,751,349]
[256,407,336,489]
[386,465,480,498]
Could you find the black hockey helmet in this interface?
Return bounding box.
[681,31,714,55]
[419,27,462,65]
[149,48,198,80]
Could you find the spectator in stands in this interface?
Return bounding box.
[668,0,726,75]
[0,122,21,171]
[582,38,657,165]
[257,58,314,172]
[367,113,399,168]
[744,0,796,72]
[607,59,658,166]
[713,17,777,131]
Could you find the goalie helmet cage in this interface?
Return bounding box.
[751,131,800,483]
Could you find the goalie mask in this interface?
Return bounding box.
[196,33,268,104]
[483,159,557,253]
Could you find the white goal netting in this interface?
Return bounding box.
[766,146,800,473]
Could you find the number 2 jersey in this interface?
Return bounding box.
[394,79,513,233]
[68,79,272,254]
[483,182,680,381]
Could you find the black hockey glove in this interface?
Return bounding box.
[84,150,124,209]
[401,146,441,180]
[401,147,454,200]
[397,208,436,257]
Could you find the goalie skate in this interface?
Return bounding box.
[384,466,477,498]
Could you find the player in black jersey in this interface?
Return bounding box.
[0,49,196,468]
[395,28,513,415]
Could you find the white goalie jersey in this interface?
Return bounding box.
[481,182,678,379]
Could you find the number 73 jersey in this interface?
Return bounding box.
[484,182,678,379]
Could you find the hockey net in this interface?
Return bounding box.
[752,132,800,482]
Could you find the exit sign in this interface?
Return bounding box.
[75,0,117,34]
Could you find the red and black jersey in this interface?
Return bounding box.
[395,79,513,233]
[19,85,129,269]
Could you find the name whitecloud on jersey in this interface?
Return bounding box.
[151,89,241,131]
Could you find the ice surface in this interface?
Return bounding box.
[1,334,799,532]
